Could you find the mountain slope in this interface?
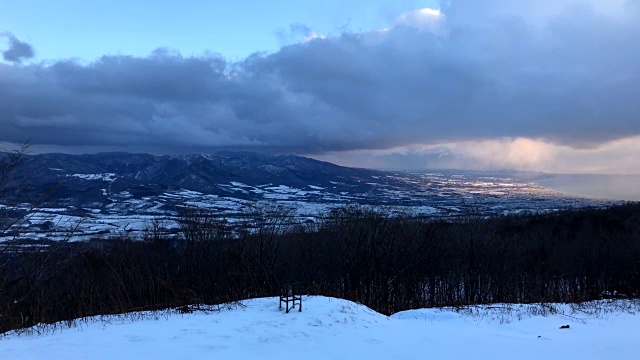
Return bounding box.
[8,151,385,204]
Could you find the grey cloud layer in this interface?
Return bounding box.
[1,0,639,153]
[1,33,34,63]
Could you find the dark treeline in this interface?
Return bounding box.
[1,203,640,333]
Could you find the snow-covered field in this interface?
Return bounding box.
[1,168,618,243]
[2,297,638,359]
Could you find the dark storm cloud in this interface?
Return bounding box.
[1,32,34,63]
[1,0,639,154]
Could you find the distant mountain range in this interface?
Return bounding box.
[0,151,616,241]
[7,151,390,205]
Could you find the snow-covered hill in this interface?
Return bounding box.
[2,296,638,359]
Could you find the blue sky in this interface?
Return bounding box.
[2,0,438,61]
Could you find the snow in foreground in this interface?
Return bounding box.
[2,297,639,359]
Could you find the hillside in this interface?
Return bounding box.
[3,296,639,360]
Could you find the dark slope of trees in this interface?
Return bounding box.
[1,203,640,333]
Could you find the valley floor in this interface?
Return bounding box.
[2,297,638,359]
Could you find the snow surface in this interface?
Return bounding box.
[66,173,117,182]
[2,297,639,359]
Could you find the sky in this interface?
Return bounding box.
[1,0,640,176]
